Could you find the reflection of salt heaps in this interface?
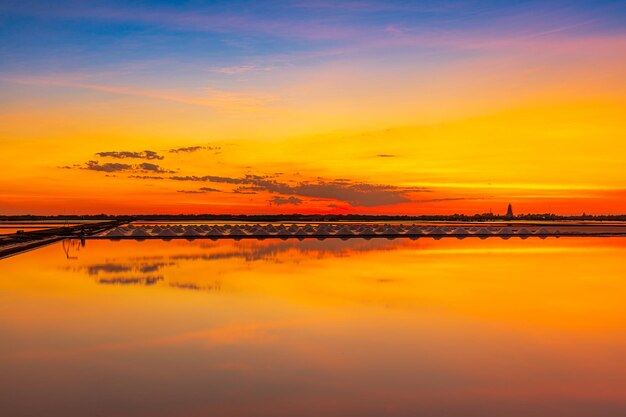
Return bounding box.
[264,224,277,234]
[534,228,549,239]
[105,228,127,237]
[287,224,299,233]
[450,227,468,240]
[497,227,513,239]
[302,224,315,232]
[517,228,531,235]
[468,227,478,233]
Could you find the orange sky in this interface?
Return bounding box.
[1,1,625,215]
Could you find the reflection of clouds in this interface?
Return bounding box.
[98,276,163,285]
[81,262,173,275]
[72,239,417,292]
[169,281,221,292]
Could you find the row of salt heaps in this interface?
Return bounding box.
[102,224,553,238]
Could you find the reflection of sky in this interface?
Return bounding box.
[2,238,626,416]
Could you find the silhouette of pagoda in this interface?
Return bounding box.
[505,203,514,218]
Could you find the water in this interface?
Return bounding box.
[1,237,626,416]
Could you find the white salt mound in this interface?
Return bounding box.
[429,226,445,235]
[106,228,127,237]
[131,227,148,237]
[158,228,176,237]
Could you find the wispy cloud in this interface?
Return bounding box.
[1,75,276,111]
[96,150,163,160]
[78,160,174,174]
[208,65,275,75]
[85,161,132,173]
[168,145,220,153]
[137,163,174,174]
[269,196,303,206]
[177,187,221,194]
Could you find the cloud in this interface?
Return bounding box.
[3,75,275,111]
[376,154,396,158]
[84,160,133,173]
[129,175,165,180]
[291,181,410,206]
[137,162,174,173]
[232,185,264,194]
[177,187,221,194]
[169,174,418,206]
[208,65,275,75]
[78,160,173,174]
[170,175,248,184]
[96,150,163,160]
[269,196,303,206]
[415,197,468,203]
[200,187,221,192]
[168,145,220,153]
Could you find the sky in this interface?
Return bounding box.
[1,0,625,215]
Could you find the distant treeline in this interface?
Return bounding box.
[2,213,626,222]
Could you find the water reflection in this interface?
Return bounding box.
[1,238,626,417]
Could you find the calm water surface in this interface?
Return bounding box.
[1,237,626,416]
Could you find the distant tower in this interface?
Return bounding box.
[505,203,514,218]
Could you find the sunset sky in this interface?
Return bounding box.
[1,0,625,215]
